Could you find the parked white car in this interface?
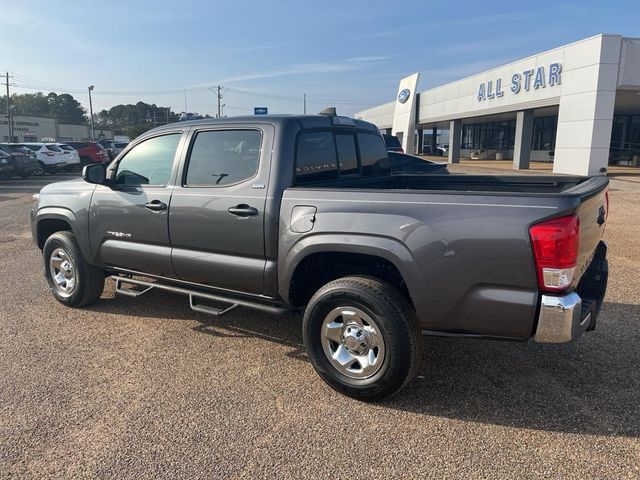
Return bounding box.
[57,144,82,171]
[21,143,66,175]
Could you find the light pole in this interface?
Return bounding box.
[88,85,95,140]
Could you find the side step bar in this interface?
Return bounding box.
[111,275,290,317]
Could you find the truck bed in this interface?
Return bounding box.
[280,173,608,338]
[295,173,606,196]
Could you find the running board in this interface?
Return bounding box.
[110,275,290,316]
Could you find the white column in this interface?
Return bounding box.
[553,35,621,176]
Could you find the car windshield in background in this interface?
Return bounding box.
[383,134,401,148]
[46,145,62,152]
[23,145,41,152]
[115,143,128,148]
[59,145,73,150]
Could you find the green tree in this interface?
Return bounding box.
[0,92,87,124]
[47,93,86,124]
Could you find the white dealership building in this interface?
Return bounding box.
[356,34,640,175]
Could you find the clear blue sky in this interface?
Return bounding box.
[0,0,638,117]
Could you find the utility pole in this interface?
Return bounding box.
[303,93,307,114]
[216,86,223,118]
[3,72,14,141]
[88,85,95,141]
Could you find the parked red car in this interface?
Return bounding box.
[65,141,110,165]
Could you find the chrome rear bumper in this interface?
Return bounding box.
[533,293,591,343]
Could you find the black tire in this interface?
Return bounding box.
[303,276,422,401]
[43,231,105,307]
[33,162,45,176]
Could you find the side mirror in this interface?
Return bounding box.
[82,163,107,185]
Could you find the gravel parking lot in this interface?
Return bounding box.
[1,172,639,479]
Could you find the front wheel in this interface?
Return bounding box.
[43,231,105,307]
[303,276,422,401]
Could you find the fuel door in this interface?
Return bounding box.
[290,205,317,233]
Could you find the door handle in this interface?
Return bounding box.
[145,200,167,211]
[228,204,258,217]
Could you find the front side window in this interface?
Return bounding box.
[295,131,338,183]
[357,133,390,176]
[185,130,261,187]
[115,133,181,186]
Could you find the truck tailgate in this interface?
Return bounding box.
[567,176,609,281]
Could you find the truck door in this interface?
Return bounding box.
[169,126,272,294]
[89,131,184,276]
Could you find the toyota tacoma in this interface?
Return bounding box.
[31,113,609,400]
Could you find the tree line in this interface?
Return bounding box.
[0,92,180,139]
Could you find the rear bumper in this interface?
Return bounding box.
[534,293,589,343]
[533,241,608,343]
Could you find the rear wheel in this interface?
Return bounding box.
[43,231,105,307]
[303,276,422,401]
[33,162,45,176]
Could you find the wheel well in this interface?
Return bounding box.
[288,252,411,308]
[37,219,71,249]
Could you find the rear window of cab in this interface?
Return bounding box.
[295,130,389,184]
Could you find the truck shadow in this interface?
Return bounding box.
[88,292,639,438]
[387,301,640,438]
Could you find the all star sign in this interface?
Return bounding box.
[477,63,562,101]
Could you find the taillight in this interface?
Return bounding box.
[529,215,580,292]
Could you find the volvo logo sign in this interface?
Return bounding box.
[397,88,411,104]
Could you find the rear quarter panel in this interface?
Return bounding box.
[279,188,580,338]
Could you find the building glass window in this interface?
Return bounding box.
[461,120,516,150]
[610,114,640,165]
[531,116,558,151]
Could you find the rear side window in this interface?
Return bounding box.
[295,131,338,183]
[46,145,62,152]
[24,145,41,152]
[115,133,181,186]
[185,129,261,187]
[335,134,358,175]
[358,133,390,176]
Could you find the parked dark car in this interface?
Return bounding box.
[423,145,446,156]
[31,114,609,400]
[0,150,14,179]
[382,134,403,153]
[388,151,448,174]
[0,144,41,177]
[113,142,129,157]
[98,139,116,160]
[65,141,110,165]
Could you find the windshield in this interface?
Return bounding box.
[46,145,63,152]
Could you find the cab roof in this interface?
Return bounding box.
[151,114,379,133]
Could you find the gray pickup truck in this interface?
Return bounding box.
[31,113,609,400]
